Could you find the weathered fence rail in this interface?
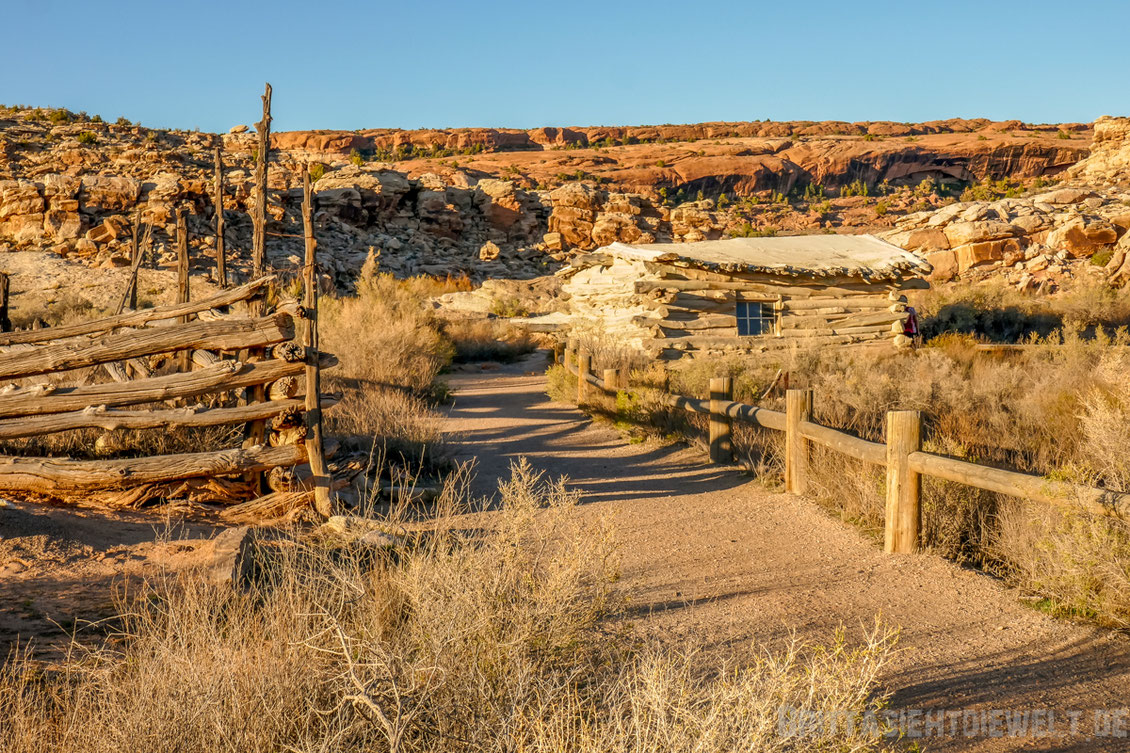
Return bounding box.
[560,342,1130,554]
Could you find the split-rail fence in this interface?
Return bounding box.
[559,339,1130,554]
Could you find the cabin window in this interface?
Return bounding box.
[736,301,775,336]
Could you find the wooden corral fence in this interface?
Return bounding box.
[560,340,1130,554]
[0,277,335,520]
[0,167,338,521]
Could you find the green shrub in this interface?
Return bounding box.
[1091,248,1114,267]
[76,131,98,145]
[309,163,326,182]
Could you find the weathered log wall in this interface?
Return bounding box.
[560,254,923,359]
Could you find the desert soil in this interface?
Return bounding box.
[443,353,1130,753]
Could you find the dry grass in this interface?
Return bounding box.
[0,461,898,753]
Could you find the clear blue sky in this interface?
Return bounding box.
[3,0,1127,133]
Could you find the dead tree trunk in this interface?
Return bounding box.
[213,145,227,288]
[302,166,334,517]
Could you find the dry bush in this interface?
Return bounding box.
[994,503,1130,627]
[0,462,897,753]
[321,255,454,396]
[440,317,536,363]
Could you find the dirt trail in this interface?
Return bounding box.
[444,355,1130,752]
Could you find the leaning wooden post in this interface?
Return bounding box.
[213,145,227,288]
[175,207,191,372]
[709,377,733,464]
[128,209,140,309]
[0,272,10,333]
[116,212,148,316]
[885,410,923,554]
[251,82,272,310]
[553,339,565,365]
[577,349,591,405]
[565,336,577,370]
[301,167,333,518]
[785,388,813,493]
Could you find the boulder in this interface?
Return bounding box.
[1045,217,1119,257]
[926,249,959,281]
[79,175,140,212]
[1065,116,1130,185]
[475,179,525,232]
[229,124,250,134]
[902,227,950,252]
[85,216,127,244]
[44,207,82,239]
[1031,187,1096,205]
[591,214,644,247]
[0,180,46,242]
[543,232,564,251]
[479,240,501,261]
[1009,214,1052,235]
[952,237,1023,272]
[941,220,1018,247]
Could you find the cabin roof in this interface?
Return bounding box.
[571,234,931,281]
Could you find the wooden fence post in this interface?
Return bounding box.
[577,349,591,405]
[213,145,227,288]
[603,368,620,393]
[301,167,333,518]
[565,337,577,370]
[709,376,733,464]
[785,388,813,493]
[885,410,923,554]
[251,82,272,297]
[175,207,190,372]
[553,340,564,365]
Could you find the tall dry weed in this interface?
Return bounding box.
[0,461,897,752]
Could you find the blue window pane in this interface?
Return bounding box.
[736,301,771,336]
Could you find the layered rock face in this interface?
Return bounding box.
[1064,116,1130,186]
[881,118,1130,290]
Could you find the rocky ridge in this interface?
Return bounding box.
[0,106,1106,306]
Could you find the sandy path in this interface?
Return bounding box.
[443,355,1130,752]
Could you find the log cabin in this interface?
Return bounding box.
[524,234,932,359]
